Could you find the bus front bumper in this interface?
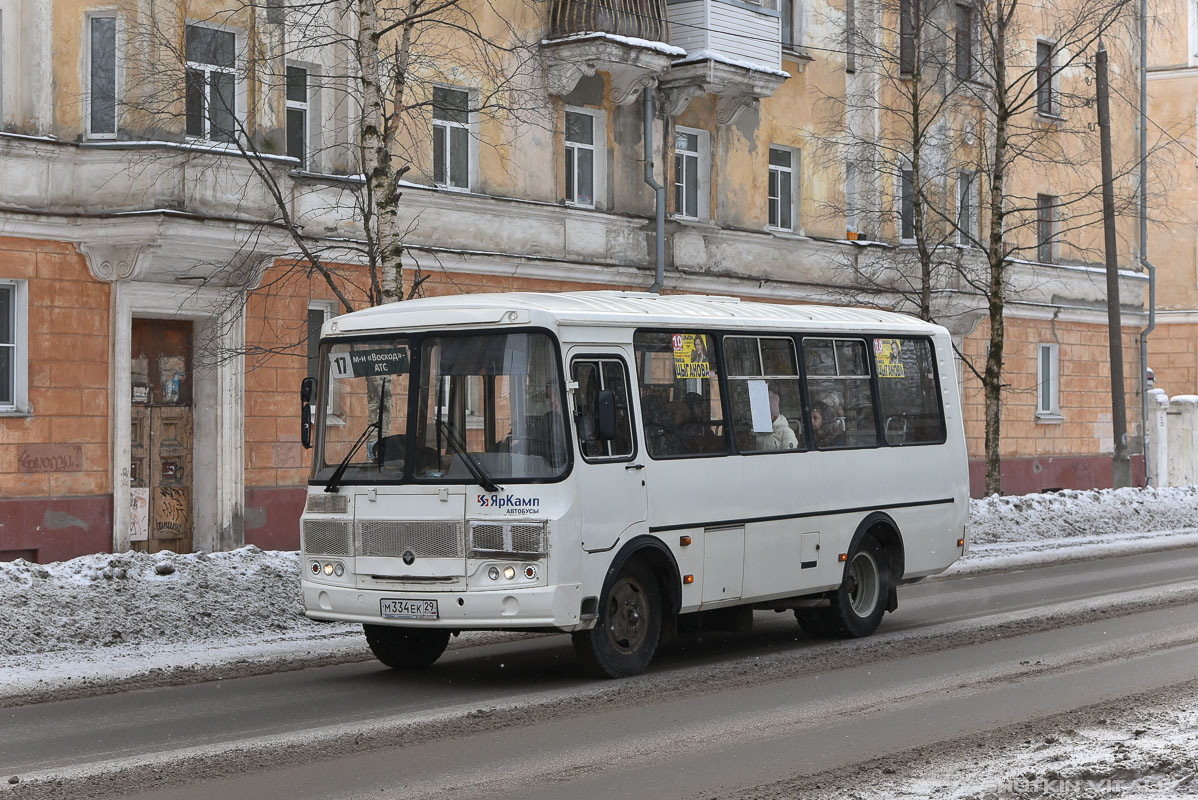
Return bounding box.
[302,580,587,631]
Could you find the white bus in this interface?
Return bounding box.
[298,292,968,678]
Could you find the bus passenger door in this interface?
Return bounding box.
[569,354,648,551]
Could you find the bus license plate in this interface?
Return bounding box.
[380,598,439,620]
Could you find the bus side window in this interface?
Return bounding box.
[803,337,878,448]
[874,338,946,445]
[571,358,635,460]
[633,331,728,458]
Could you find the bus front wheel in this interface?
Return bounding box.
[797,533,890,639]
[572,560,662,678]
[363,624,450,669]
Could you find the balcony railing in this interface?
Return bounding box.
[549,0,669,43]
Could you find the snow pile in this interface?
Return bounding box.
[0,547,348,657]
[969,486,1198,545]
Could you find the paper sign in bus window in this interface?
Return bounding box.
[331,346,411,379]
[748,379,773,433]
[874,338,905,379]
[672,334,711,379]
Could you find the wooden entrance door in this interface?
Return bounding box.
[129,319,194,554]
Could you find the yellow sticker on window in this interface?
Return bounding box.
[672,333,711,379]
[874,338,905,378]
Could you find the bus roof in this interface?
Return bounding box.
[326,291,946,336]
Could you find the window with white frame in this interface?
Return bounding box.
[87,14,118,137]
[0,280,28,413]
[954,2,975,81]
[768,146,798,231]
[565,108,604,207]
[1037,342,1060,417]
[185,24,238,143]
[433,86,471,190]
[845,161,858,235]
[1036,193,1056,263]
[899,168,915,241]
[1036,40,1057,117]
[286,65,309,168]
[307,301,343,419]
[957,170,978,245]
[780,0,803,50]
[674,126,709,220]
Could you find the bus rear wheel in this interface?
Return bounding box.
[797,533,890,639]
[363,625,450,669]
[572,560,662,679]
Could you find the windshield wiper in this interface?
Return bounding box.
[436,419,501,494]
[324,420,379,494]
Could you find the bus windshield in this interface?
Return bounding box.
[314,331,568,484]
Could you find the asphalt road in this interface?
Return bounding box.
[3,547,1198,799]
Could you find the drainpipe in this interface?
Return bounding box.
[1139,0,1157,485]
[644,88,666,293]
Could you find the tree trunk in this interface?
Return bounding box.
[983,9,1010,496]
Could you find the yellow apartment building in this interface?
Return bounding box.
[0,0,1149,560]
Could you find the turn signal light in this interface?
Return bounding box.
[683,574,694,584]
[838,553,848,562]
[957,538,965,548]
[679,535,692,546]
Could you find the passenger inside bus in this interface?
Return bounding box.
[757,391,799,451]
[811,400,846,447]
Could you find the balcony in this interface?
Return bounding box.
[659,0,788,123]
[545,0,681,104]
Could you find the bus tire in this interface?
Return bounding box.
[823,533,890,638]
[363,624,450,669]
[572,560,662,678]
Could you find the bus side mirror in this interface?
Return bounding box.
[300,377,316,449]
[596,390,617,441]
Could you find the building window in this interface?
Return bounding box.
[88,14,118,137]
[0,280,28,413]
[845,161,858,236]
[781,0,802,50]
[957,171,977,245]
[899,168,915,241]
[768,146,797,231]
[1036,41,1056,116]
[673,126,709,220]
[1037,342,1060,417]
[185,24,238,143]
[846,0,856,72]
[955,3,974,81]
[565,109,599,207]
[286,65,309,168]
[899,0,918,75]
[433,86,471,190]
[1037,193,1056,263]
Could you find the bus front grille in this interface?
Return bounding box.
[302,520,351,556]
[470,522,546,557]
[356,520,464,559]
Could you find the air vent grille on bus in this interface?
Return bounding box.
[470,522,546,557]
[302,520,351,556]
[356,520,464,559]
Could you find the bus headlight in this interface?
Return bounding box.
[323,563,335,576]
[503,566,516,580]
[488,566,500,581]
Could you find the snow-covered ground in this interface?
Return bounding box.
[1,486,1196,706]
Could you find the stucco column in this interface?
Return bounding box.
[1146,388,1169,487]
[1166,395,1198,487]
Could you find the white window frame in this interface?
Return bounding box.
[184,20,246,145]
[897,167,916,243]
[768,145,799,232]
[286,63,311,169]
[845,161,858,236]
[673,125,711,221]
[564,106,606,209]
[1036,342,1061,420]
[85,11,122,140]
[1035,39,1059,118]
[432,84,476,192]
[0,279,29,415]
[1036,193,1057,263]
[307,301,344,423]
[957,170,978,246]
